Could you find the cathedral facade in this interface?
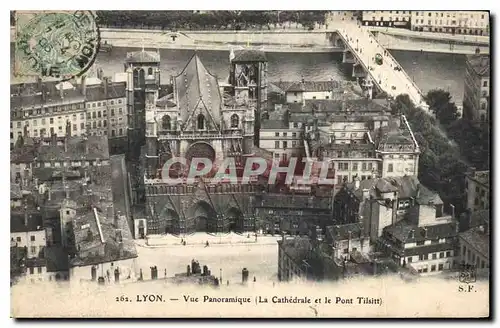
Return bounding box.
[128,49,269,236]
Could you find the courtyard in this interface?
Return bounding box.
[133,240,279,285]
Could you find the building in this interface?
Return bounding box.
[465,168,489,212]
[463,55,490,122]
[457,210,489,270]
[11,208,46,258]
[305,99,420,186]
[259,118,303,162]
[10,79,87,148]
[272,80,346,104]
[277,236,315,282]
[137,50,269,236]
[324,223,371,259]
[410,11,489,35]
[361,10,411,28]
[10,76,131,153]
[333,176,449,241]
[83,77,128,152]
[69,203,138,284]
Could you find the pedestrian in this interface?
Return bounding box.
[253,276,256,282]
[164,269,167,278]
[106,269,110,282]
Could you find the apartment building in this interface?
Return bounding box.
[84,77,128,138]
[10,209,46,259]
[259,119,303,161]
[411,11,489,35]
[361,10,411,28]
[465,168,489,212]
[463,55,490,122]
[458,210,489,270]
[10,77,129,152]
[10,79,87,148]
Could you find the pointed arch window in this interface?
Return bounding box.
[230,114,239,128]
[162,115,171,130]
[197,114,205,130]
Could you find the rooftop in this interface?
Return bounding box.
[326,222,367,241]
[85,81,126,101]
[11,210,44,233]
[459,225,489,258]
[384,218,456,243]
[466,170,489,187]
[231,49,267,62]
[36,136,110,162]
[125,49,160,63]
[278,236,313,265]
[174,54,222,125]
[467,55,490,76]
[260,119,289,130]
[347,176,443,206]
[70,205,138,267]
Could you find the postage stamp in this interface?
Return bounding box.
[14,10,100,81]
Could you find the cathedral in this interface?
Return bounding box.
[125,49,269,236]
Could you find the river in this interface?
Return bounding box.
[10,46,466,103]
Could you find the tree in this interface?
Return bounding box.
[426,89,459,126]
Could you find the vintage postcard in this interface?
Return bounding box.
[10,10,490,318]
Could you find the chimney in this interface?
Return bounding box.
[81,75,87,96]
[103,77,109,98]
[59,83,64,99]
[84,136,89,154]
[391,199,398,224]
[422,227,427,239]
[354,176,360,190]
[107,206,115,225]
[51,132,57,145]
[40,83,46,102]
[65,120,71,140]
[37,77,42,93]
[24,206,28,227]
[23,124,28,138]
[408,229,415,240]
[450,204,455,219]
[362,188,370,200]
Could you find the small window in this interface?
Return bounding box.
[16,237,21,242]
[30,236,35,241]
[197,114,205,130]
[431,265,436,272]
[388,164,393,173]
[38,267,42,273]
[29,267,34,274]
[446,251,451,257]
[275,132,279,137]
[343,248,349,254]
[438,264,444,271]
[432,253,437,259]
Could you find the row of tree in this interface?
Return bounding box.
[95,11,328,30]
[392,93,468,214]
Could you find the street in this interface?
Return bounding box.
[134,243,279,285]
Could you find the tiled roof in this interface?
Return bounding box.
[36,136,109,162]
[260,119,288,129]
[467,55,490,76]
[402,242,455,257]
[373,122,414,148]
[326,222,366,241]
[125,50,160,63]
[11,210,44,233]
[85,82,126,101]
[278,236,312,264]
[11,144,37,163]
[349,176,443,206]
[174,54,222,125]
[384,218,456,243]
[11,86,85,109]
[232,49,267,62]
[70,204,137,267]
[459,226,489,258]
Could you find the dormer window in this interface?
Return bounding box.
[197,114,205,130]
[230,114,239,128]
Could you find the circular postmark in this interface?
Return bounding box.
[15,11,100,81]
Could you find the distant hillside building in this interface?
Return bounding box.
[465,168,489,212]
